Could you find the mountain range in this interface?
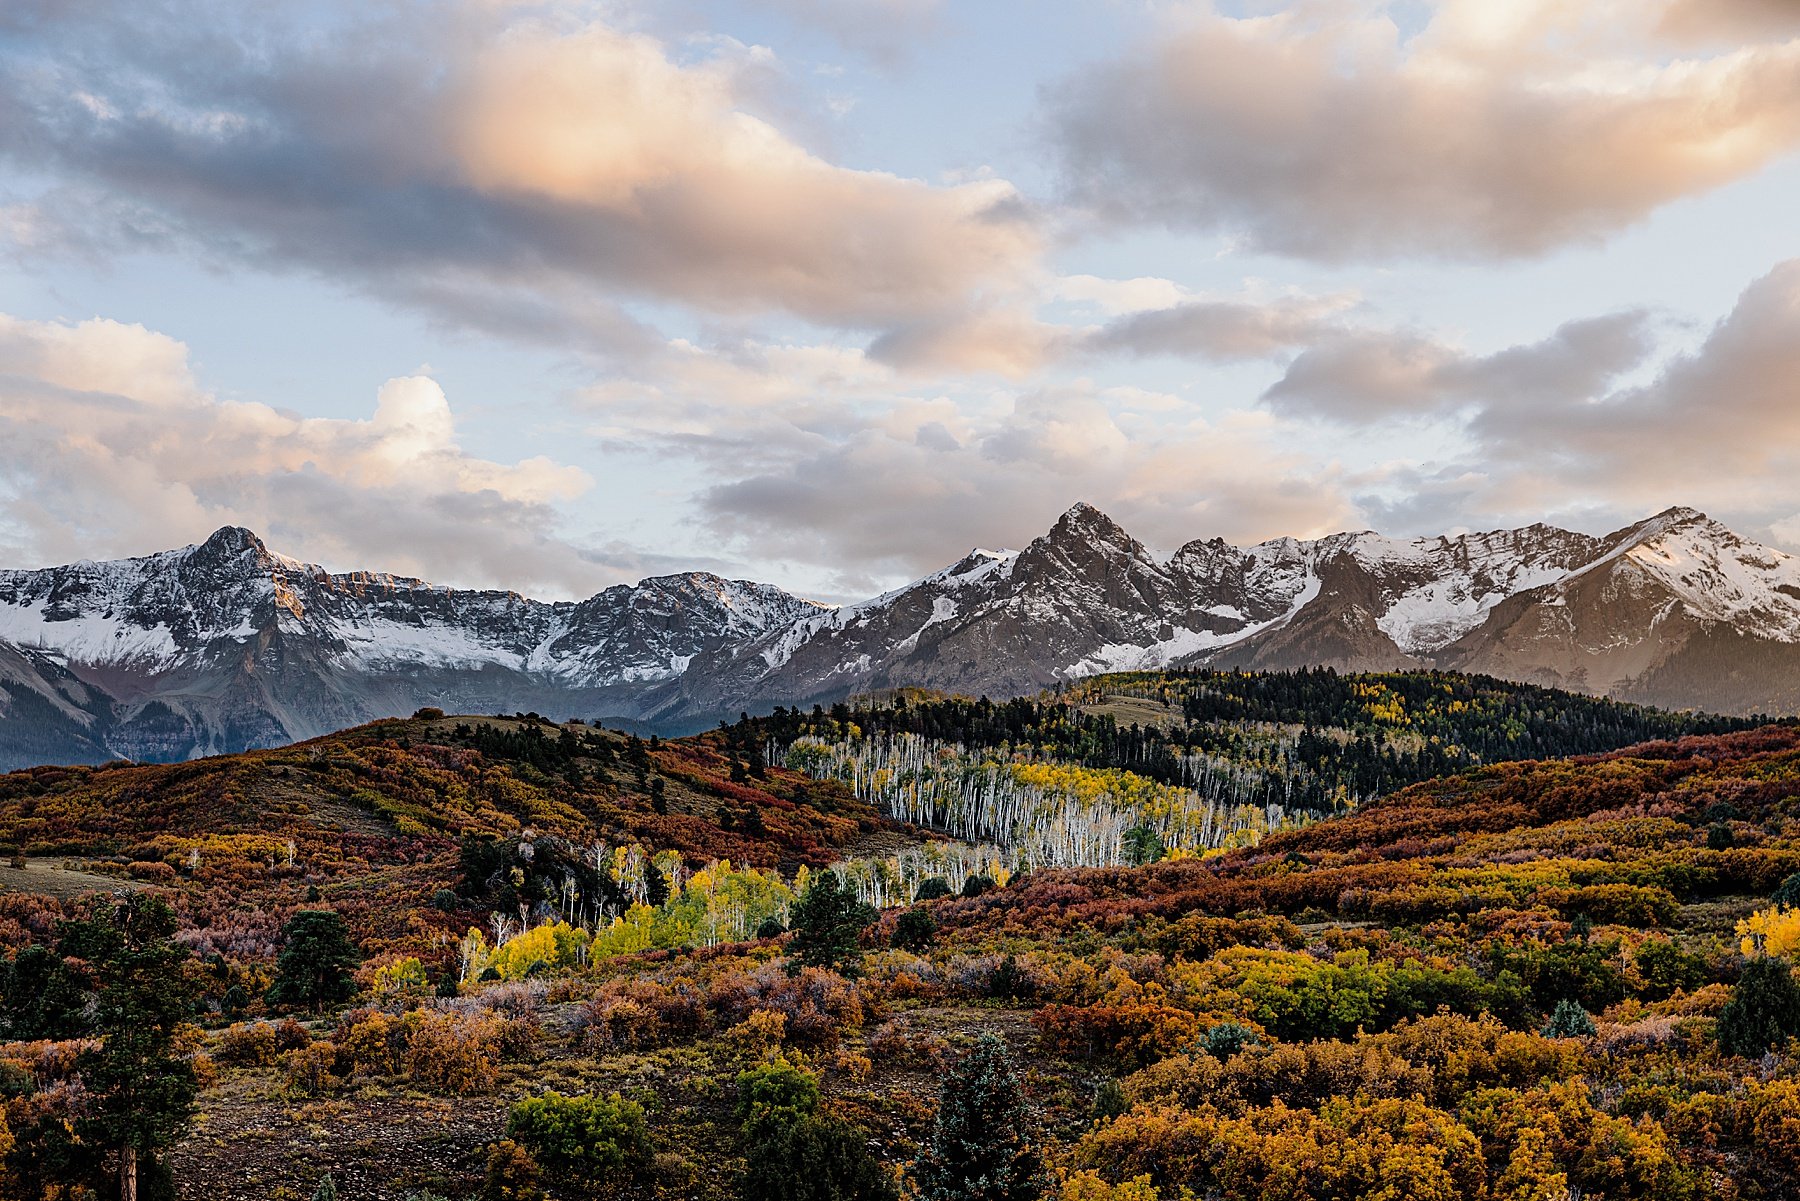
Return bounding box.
[3,503,1799,769]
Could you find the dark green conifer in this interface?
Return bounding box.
[914,1034,1048,1201]
[787,870,874,978]
[1718,956,1800,1057]
[266,910,363,1012]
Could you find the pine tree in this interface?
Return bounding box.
[0,943,90,1039]
[266,910,363,1012]
[786,870,875,978]
[1718,956,1800,1057]
[914,1034,1048,1201]
[311,1174,339,1201]
[61,894,200,1201]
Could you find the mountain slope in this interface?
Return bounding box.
[4,504,1800,768]
[679,503,1793,719]
[1440,508,1800,708]
[0,527,822,767]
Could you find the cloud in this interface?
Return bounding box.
[1659,0,1800,43]
[0,312,606,595]
[1086,293,1357,361]
[1472,260,1800,477]
[0,3,1039,340]
[1049,0,1800,259]
[1263,311,1655,420]
[867,306,1067,376]
[1308,260,1800,544]
[682,376,1361,595]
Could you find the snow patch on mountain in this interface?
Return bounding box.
[0,604,184,666]
[1618,514,1800,641]
[1063,573,1324,676]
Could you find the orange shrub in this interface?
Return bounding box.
[336,1009,407,1076]
[216,1021,278,1067]
[282,1040,341,1097]
[406,1009,503,1094]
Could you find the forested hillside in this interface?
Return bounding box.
[730,670,1759,869]
[0,682,1796,1200]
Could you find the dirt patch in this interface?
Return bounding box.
[170,1082,505,1201]
[1075,693,1185,732]
[0,856,147,900]
[266,786,403,839]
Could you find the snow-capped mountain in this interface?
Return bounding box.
[675,503,1800,720]
[0,526,822,768]
[3,504,1799,769]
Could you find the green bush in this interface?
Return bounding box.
[506,1091,654,1194]
[735,1061,893,1201]
[737,1060,820,1126]
[1199,1021,1260,1060]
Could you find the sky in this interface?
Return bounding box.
[2,0,1800,604]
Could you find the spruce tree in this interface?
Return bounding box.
[786,871,875,978]
[1541,998,1597,1039]
[1718,956,1800,1057]
[914,1034,1048,1201]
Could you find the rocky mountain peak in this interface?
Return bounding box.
[195,524,270,558]
[1045,501,1134,547]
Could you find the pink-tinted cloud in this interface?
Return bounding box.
[1051,0,1800,259]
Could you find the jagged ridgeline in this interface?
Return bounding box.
[733,669,1759,870]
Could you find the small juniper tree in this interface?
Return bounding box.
[267,910,363,1013]
[892,908,937,952]
[1541,999,1597,1039]
[787,871,875,978]
[1718,956,1800,1057]
[311,1174,339,1201]
[914,1034,1049,1201]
